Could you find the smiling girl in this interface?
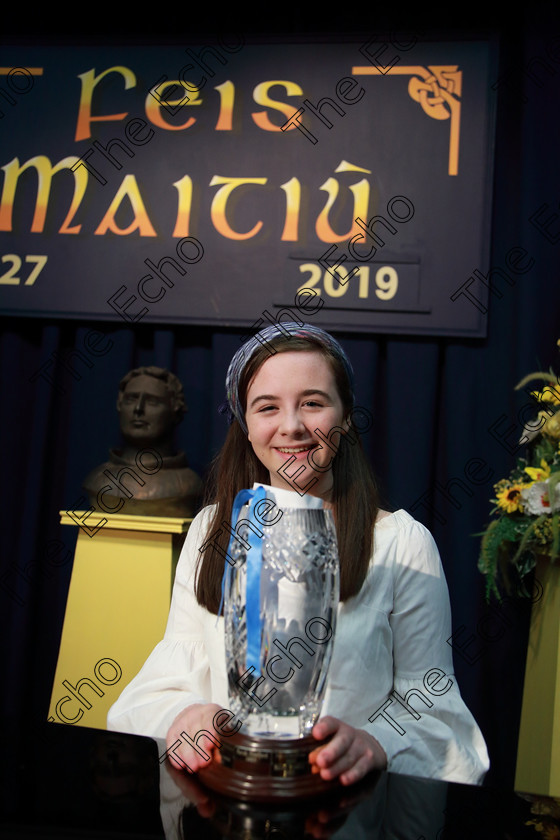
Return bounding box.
[108,323,489,786]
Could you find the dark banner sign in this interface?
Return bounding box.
[0,37,496,335]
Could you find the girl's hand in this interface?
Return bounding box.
[309,716,387,786]
[165,703,224,772]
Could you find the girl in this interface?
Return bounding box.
[108,323,489,786]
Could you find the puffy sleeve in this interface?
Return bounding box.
[363,512,490,785]
[107,506,217,739]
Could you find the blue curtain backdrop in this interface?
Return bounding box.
[1,7,559,789]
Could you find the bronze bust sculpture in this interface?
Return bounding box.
[82,367,203,517]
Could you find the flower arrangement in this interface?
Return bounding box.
[478,346,560,599]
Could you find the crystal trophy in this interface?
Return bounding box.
[199,483,340,800]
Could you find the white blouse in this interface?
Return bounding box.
[107,506,489,785]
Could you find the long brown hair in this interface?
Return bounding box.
[195,335,379,613]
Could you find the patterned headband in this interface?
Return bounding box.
[223,322,355,433]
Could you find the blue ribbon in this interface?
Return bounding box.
[219,486,266,674]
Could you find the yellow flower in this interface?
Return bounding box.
[542,411,560,439]
[532,386,560,406]
[533,516,554,545]
[525,459,552,482]
[496,483,525,513]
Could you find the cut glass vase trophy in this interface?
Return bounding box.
[198,483,340,800]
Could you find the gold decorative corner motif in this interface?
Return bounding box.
[351,64,463,176]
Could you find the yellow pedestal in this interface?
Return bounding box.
[48,511,191,730]
[515,559,560,796]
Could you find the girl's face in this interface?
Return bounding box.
[244,351,347,499]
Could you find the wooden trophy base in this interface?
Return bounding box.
[197,731,340,801]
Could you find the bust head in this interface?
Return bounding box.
[116,366,186,453]
[82,366,202,516]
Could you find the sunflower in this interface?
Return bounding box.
[495,483,525,513]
